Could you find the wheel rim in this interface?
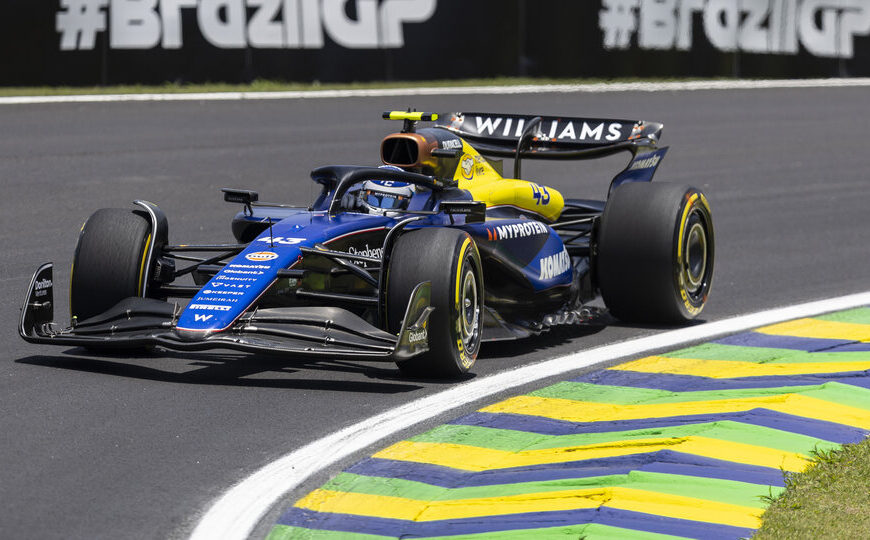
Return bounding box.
[683,220,707,294]
[460,260,480,355]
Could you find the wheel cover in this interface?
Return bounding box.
[459,260,480,355]
[683,220,707,293]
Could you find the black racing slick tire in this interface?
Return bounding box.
[70,208,153,322]
[388,228,484,378]
[596,182,714,323]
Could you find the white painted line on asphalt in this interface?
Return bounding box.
[6,78,870,106]
[189,290,870,540]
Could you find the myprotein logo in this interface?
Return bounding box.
[56,0,437,51]
[600,0,870,59]
[488,221,549,241]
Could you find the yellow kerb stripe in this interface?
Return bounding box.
[756,318,870,342]
[613,356,870,378]
[374,437,810,473]
[480,394,870,430]
[294,486,763,528]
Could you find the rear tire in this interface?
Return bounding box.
[596,182,714,323]
[388,228,484,378]
[70,208,153,322]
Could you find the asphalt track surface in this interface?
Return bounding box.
[1,87,869,540]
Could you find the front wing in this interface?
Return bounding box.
[19,263,433,362]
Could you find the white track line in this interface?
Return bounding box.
[5,78,870,106]
[189,290,870,540]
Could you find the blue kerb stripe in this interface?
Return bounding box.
[280,506,755,540]
[574,369,870,392]
[451,410,867,444]
[713,332,856,351]
[344,450,787,488]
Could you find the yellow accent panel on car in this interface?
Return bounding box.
[452,142,564,222]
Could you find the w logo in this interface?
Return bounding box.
[194,314,213,322]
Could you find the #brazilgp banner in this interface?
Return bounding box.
[2,0,870,85]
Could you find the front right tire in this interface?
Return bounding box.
[70,208,154,322]
[387,228,484,378]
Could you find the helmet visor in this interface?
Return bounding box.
[364,191,407,210]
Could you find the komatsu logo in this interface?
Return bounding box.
[538,248,571,280]
[628,154,662,171]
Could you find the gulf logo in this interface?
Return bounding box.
[245,251,279,262]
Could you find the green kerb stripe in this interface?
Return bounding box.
[815,307,870,324]
[661,343,870,363]
[425,522,689,539]
[409,422,836,455]
[529,381,870,409]
[322,471,781,509]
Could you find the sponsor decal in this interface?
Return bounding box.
[34,278,53,298]
[538,247,571,280]
[442,139,462,150]
[460,155,474,179]
[408,328,427,344]
[189,304,232,311]
[600,0,870,59]
[224,269,264,275]
[229,263,271,270]
[198,297,239,303]
[346,244,383,259]
[194,314,213,322]
[487,220,549,241]
[628,154,662,171]
[471,115,624,143]
[56,0,437,51]
[210,282,252,289]
[202,289,245,296]
[214,275,257,282]
[255,236,304,246]
[245,251,279,262]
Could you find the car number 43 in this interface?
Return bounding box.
[531,183,550,205]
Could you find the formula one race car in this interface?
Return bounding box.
[19,111,714,378]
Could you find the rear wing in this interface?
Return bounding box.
[433,112,666,190]
[434,112,663,159]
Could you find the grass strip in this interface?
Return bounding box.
[754,437,870,538]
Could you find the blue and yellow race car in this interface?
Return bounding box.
[19,111,714,378]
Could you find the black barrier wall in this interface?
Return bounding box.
[3,1,870,86]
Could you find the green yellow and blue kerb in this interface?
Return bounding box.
[268,307,870,539]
